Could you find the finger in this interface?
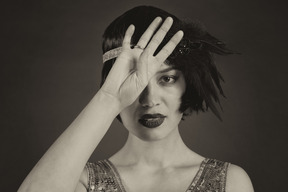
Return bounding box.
[136,17,162,48]
[135,48,149,87]
[156,30,184,62]
[145,17,173,54]
[122,25,135,49]
[136,48,161,86]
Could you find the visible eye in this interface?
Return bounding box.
[159,75,178,84]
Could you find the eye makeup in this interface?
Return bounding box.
[158,69,180,85]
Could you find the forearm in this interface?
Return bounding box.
[18,90,120,192]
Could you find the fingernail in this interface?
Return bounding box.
[156,17,162,22]
[166,17,173,22]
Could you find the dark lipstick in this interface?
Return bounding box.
[138,114,166,128]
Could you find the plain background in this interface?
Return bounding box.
[1,0,288,191]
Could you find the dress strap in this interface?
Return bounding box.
[86,158,229,192]
[186,158,230,192]
[85,161,121,192]
[85,162,96,192]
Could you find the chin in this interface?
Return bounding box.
[131,123,176,142]
[135,132,168,142]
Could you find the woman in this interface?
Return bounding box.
[19,6,254,192]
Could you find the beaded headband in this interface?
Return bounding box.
[102,47,123,63]
[102,39,229,63]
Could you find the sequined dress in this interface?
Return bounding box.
[85,158,229,192]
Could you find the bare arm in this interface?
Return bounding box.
[18,91,120,192]
[18,17,183,192]
[226,164,254,192]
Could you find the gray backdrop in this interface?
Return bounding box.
[1,0,287,191]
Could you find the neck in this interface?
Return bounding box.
[110,128,193,168]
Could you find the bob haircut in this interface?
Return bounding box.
[100,5,233,120]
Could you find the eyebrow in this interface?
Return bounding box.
[157,67,179,74]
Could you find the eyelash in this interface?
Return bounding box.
[159,75,179,84]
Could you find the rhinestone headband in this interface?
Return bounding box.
[102,39,216,63]
[102,47,123,63]
[102,40,202,63]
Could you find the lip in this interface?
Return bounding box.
[138,113,166,128]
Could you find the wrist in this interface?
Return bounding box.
[94,89,122,116]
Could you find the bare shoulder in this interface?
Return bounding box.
[74,167,89,192]
[226,164,254,192]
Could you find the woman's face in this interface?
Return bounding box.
[119,63,186,141]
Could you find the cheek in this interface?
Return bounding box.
[175,77,186,110]
[119,103,138,126]
[165,88,185,117]
[165,75,186,100]
[165,86,185,108]
[120,108,132,123]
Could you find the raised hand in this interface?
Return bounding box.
[100,17,184,111]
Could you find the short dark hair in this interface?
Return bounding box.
[101,5,233,120]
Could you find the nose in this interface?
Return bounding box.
[139,82,160,108]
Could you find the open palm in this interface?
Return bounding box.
[100,17,184,111]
